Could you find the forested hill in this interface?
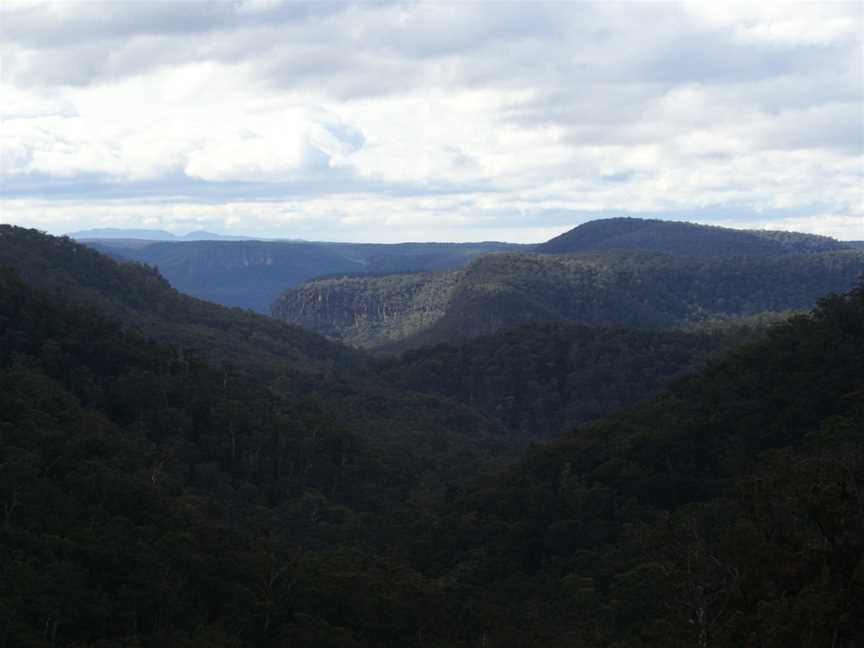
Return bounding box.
[273,248,864,349]
[7,268,856,646]
[0,267,505,646]
[537,217,851,256]
[0,225,358,372]
[378,323,740,438]
[422,282,864,646]
[78,218,849,313]
[0,233,530,646]
[87,238,523,312]
[2,222,862,646]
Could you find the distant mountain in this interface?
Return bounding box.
[93,240,367,313]
[68,227,259,242]
[90,239,524,312]
[537,217,850,256]
[68,227,178,240]
[273,248,864,349]
[72,218,851,314]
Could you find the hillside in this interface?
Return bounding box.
[6,264,860,646]
[94,240,368,312]
[0,267,516,646]
[88,238,523,312]
[378,323,739,438]
[416,282,864,646]
[0,225,358,372]
[78,218,851,314]
[274,248,864,349]
[537,217,850,256]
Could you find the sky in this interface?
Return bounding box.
[1,1,863,243]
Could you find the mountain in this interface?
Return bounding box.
[74,218,849,315]
[68,227,180,240]
[68,227,259,241]
[7,259,859,647]
[90,239,524,313]
[0,225,357,372]
[0,266,518,647]
[536,217,851,256]
[0,227,519,464]
[417,282,864,646]
[273,248,864,350]
[92,240,369,313]
[2,223,861,646]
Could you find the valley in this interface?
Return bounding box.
[1,219,862,647]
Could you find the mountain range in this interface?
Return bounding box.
[68,227,262,242]
[86,238,524,312]
[2,220,862,646]
[76,218,859,314]
[536,217,850,256]
[274,247,864,350]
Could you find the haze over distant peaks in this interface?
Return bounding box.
[67,228,259,242]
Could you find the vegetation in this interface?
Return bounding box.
[0,225,360,374]
[85,218,852,314]
[90,239,523,313]
[2,225,862,646]
[424,282,864,646]
[274,248,864,350]
[378,323,741,438]
[536,217,851,256]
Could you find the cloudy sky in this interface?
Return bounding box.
[2,1,862,242]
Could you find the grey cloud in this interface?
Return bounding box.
[0,164,501,203]
[639,30,800,84]
[758,102,864,152]
[2,1,355,86]
[7,0,861,106]
[3,1,861,240]
[364,2,568,59]
[1,1,347,48]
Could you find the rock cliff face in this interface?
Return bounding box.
[89,239,523,313]
[272,271,463,348]
[272,249,864,350]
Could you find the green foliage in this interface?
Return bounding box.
[91,238,524,313]
[2,225,862,647]
[536,217,850,256]
[379,323,740,438]
[0,225,361,375]
[428,283,864,646]
[274,247,864,350]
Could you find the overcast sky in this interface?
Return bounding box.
[2,1,862,242]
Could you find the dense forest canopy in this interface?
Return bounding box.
[274,248,864,350]
[77,217,855,314]
[536,217,851,256]
[1,225,862,647]
[85,238,524,313]
[378,323,744,438]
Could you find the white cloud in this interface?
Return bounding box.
[1,1,862,242]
